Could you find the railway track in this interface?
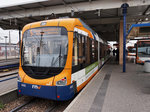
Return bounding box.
[9,98,71,112]
[45,100,72,112]
[10,98,35,112]
[45,102,59,112]
[9,99,59,112]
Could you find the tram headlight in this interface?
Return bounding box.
[18,75,22,82]
[56,77,67,86]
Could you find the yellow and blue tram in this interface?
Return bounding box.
[18,18,109,101]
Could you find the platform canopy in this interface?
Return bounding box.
[1,0,150,41]
[127,23,150,39]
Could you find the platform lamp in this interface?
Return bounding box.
[4,36,8,60]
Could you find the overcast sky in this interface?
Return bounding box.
[0,28,19,43]
[0,0,47,44]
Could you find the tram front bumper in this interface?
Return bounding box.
[18,82,76,101]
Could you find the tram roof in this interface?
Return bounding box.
[23,18,99,38]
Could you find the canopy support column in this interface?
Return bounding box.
[121,3,129,72]
[119,20,123,65]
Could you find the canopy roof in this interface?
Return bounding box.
[128,23,150,39]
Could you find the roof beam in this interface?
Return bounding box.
[85,14,150,25]
[89,0,92,2]
[62,0,67,6]
[0,20,10,25]
[0,0,150,19]
[37,2,46,8]
[142,5,150,15]
[17,6,27,10]
[28,17,39,21]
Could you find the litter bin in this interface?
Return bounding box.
[144,60,150,72]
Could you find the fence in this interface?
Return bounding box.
[0,45,19,60]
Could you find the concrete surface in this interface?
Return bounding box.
[64,58,150,112]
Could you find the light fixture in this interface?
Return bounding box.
[98,9,101,17]
[71,9,74,17]
[145,17,148,21]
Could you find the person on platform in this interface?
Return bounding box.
[116,48,119,62]
[113,49,116,56]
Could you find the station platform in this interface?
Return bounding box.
[0,58,19,66]
[64,57,150,112]
[0,69,18,96]
[0,76,17,96]
[0,69,18,77]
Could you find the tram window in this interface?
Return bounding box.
[98,42,101,59]
[72,33,78,66]
[78,35,83,64]
[95,41,98,61]
[100,43,104,59]
[91,39,95,62]
[87,37,91,64]
[78,35,87,69]
[84,36,88,65]
[83,36,86,64]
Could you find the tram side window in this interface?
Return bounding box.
[78,35,83,64]
[90,39,92,63]
[100,43,104,59]
[72,33,87,70]
[87,37,91,65]
[72,33,78,66]
[78,35,86,68]
[91,39,98,63]
[84,36,89,65]
[83,36,86,64]
[95,41,98,61]
[91,39,95,62]
[99,42,101,59]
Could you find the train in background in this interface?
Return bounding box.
[127,46,136,56]
[18,18,110,101]
[136,40,150,64]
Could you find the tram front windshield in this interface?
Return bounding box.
[22,27,68,67]
[137,41,150,57]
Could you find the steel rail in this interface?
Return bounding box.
[10,98,35,112]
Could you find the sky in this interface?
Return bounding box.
[0,28,19,43]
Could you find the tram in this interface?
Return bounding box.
[18,18,109,101]
[136,40,150,64]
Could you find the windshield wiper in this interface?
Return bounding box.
[59,45,62,67]
[52,45,62,67]
[51,57,54,67]
[37,31,44,67]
